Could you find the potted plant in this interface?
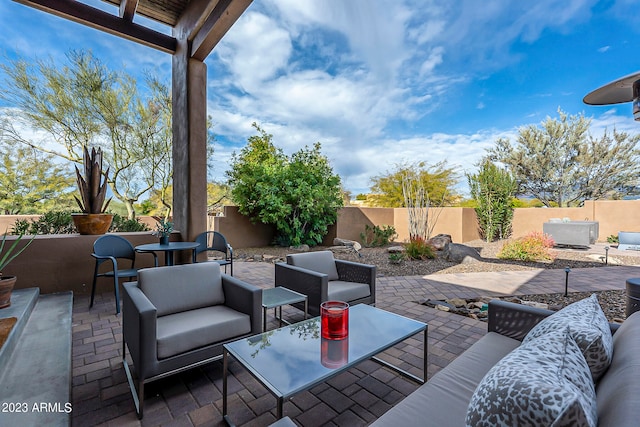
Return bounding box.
[0,232,36,309]
[72,146,113,235]
[152,217,174,245]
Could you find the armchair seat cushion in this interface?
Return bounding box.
[156,306,251,359]
[328,280,371,302]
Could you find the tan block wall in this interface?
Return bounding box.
[213,206,276,248]
[3,199,640,296]
[511,206,592,238]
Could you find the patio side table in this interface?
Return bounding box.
[262,287,308,331]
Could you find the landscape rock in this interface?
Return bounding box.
[446,298,468,308]
[329,246,354,253]
[333,238,362,253]
[428,234,452,251]
[445,243,482,264]
[435,304,451,312]
[521,300,549,310]
[289,244,310,252]
[387,246,406,253]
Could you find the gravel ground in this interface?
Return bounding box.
[235,240,638,322]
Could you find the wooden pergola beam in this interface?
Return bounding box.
[190,0,252,61]
[13,0,176,53]
[118,0,138,22]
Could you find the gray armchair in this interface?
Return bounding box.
[122,262,261,418]
[275,250,376,316]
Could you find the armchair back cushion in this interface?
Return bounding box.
[287,251,339,281]
[139,263,225,317]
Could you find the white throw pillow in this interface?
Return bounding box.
[522,293,613,381]
[466,326,597,427]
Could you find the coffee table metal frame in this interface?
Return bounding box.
[261,286,308,332]
[222,304,427,424]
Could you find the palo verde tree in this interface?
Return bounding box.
[227,123,343,246]
[0,139,75,214]
[487,109,640,206]
[0,50,173,219]
[369,161,458,207]
[467,160,517,242]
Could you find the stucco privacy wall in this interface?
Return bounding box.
[214,200,640,248]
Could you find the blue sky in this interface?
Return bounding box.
[1,0,640,196]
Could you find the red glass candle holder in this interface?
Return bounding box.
[321,301,349,340]
[321,337,349,368]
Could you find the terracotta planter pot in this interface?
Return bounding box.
[72,214,114,235]
[0,276,17,309]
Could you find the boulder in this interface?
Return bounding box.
[289,244,310,252]
[387,246,406,253]
[333,238,362,252]
[445,243,482,264]
[428,234,452,251]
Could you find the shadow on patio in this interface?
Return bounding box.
[70,261,636,426]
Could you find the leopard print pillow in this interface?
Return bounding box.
[522,293,613,381]
[466,326,597,427]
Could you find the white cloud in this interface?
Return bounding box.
[598,45,611,53]
[213,11,292,92]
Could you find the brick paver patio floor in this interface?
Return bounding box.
[71,260,640,426]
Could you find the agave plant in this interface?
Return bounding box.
[75,146,112,214]
[0,232,36,279]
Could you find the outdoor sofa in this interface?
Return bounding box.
[368,298,640,427]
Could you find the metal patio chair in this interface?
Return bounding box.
[193,231,234,275]
[90,234,157,314]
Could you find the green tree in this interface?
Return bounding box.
[0,142,75,214]
[227,123,343,246]
[467,160,517,242]
[0,50,173,219]
[487,109,640,207]
[369,161,458,207]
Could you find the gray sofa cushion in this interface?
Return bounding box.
[371,332,520,427]
[139,263,225,316]
[287,251,339,281]
[522,293,613,381]
[328,280,370,302]
[156,305,251,359]
[596,310,640,427]
[466,326,597,427]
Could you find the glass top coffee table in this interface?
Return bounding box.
[223,304,427,423]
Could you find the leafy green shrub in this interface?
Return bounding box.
[405,237,435,260]
[109,214,150,232]
[12,211,75,235]
[607,234,619,244]
[360,224,397,247]
[228,124,343,246]
[388,252,406,264]
[11,211,150,234]
[497,232,555,262]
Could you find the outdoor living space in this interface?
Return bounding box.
[68,252,640,426]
